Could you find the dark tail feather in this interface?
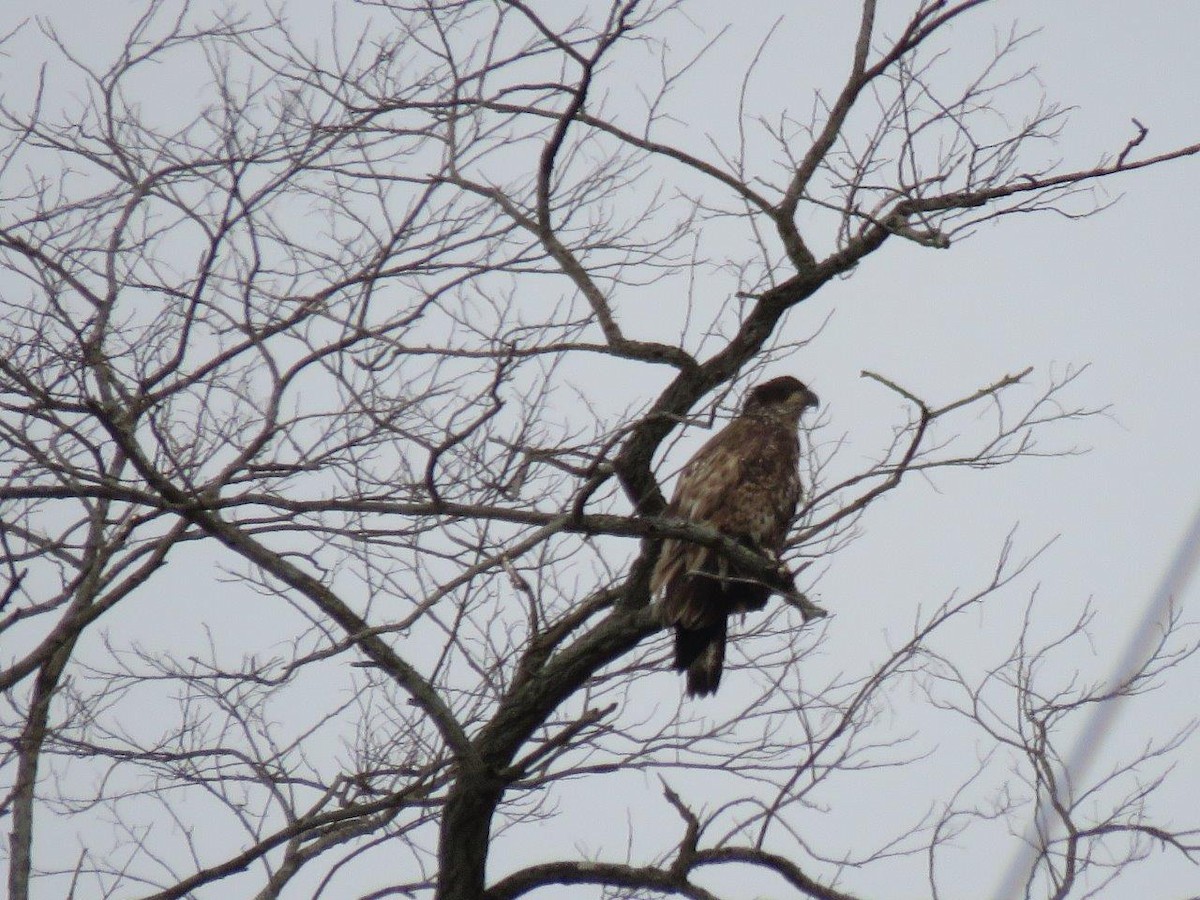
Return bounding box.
[674,617,727,697]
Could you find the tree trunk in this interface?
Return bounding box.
[436,776,503,900]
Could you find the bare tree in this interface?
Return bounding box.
[1,2,1197,898]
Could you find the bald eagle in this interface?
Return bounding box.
[651,376,819,696]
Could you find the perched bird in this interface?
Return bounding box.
[651,376,819,696]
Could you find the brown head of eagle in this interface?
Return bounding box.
[651,376,819,696]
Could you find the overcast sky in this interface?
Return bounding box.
[2,2,1199,898]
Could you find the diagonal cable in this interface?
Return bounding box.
[993,498,1200,898]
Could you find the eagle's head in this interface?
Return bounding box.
[742,376,819,422]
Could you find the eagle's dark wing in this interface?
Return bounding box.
[651,416,801,695]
